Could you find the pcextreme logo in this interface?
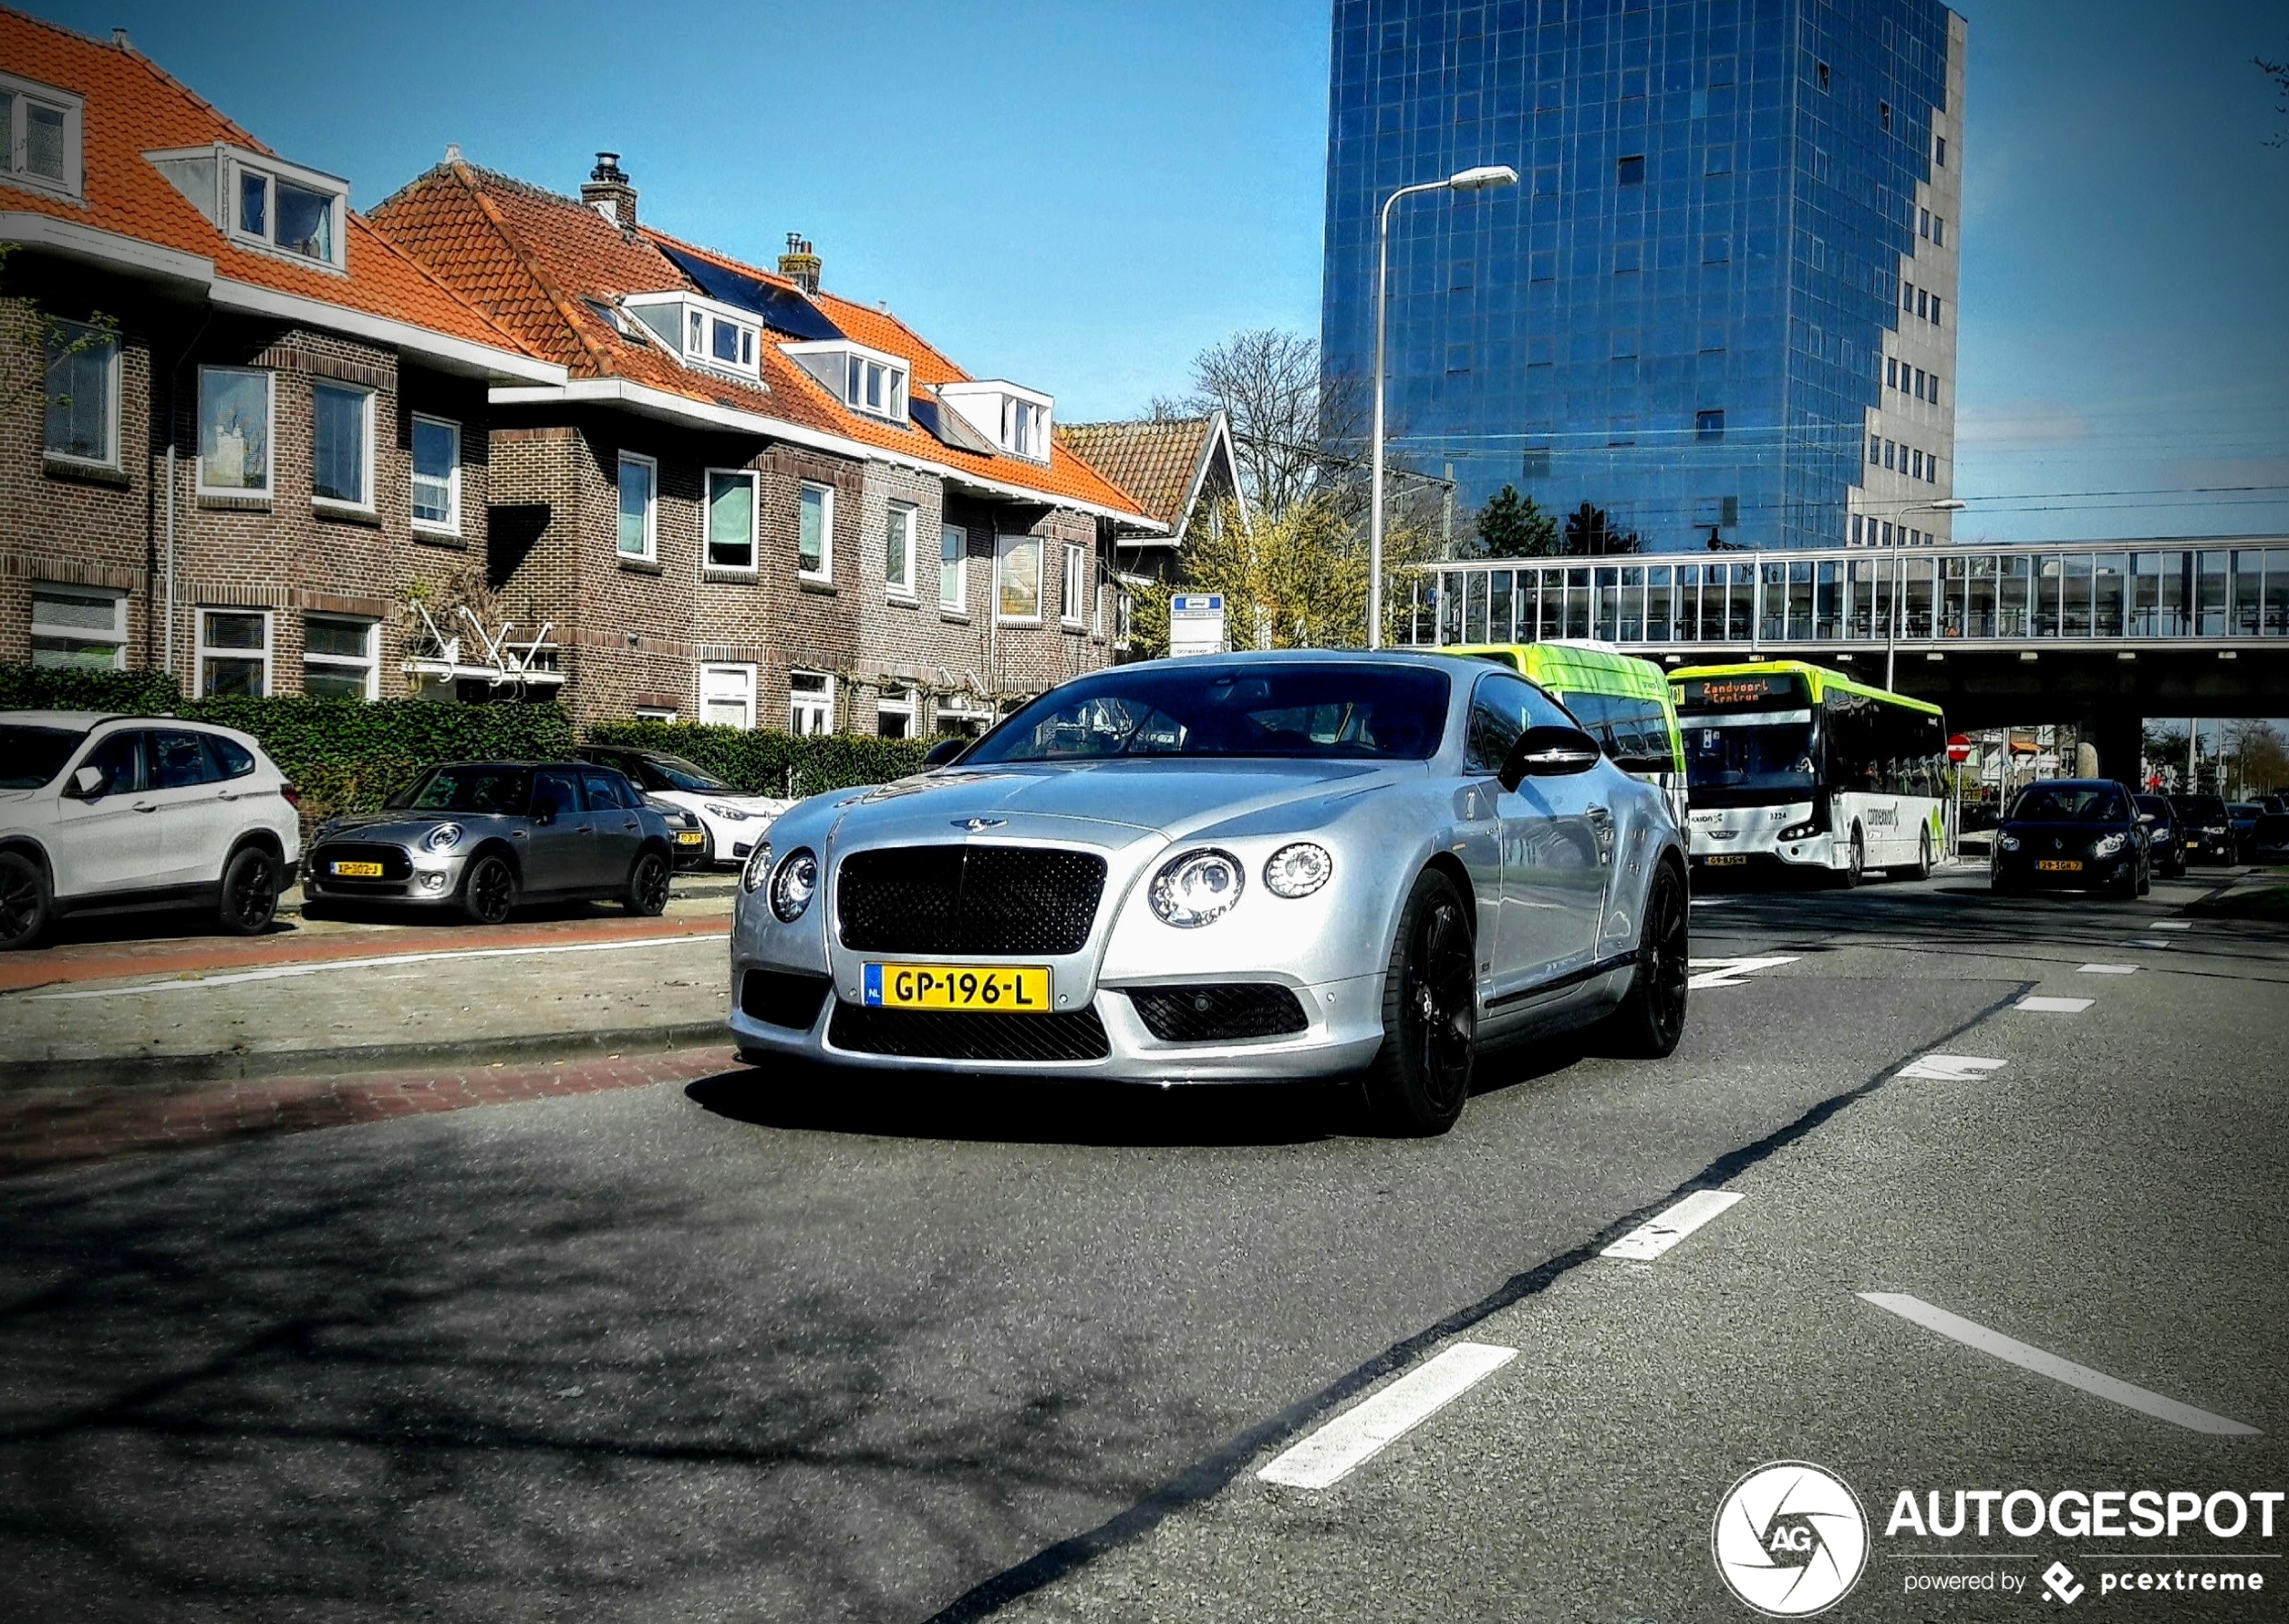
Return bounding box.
[1713,1461,1871,1617]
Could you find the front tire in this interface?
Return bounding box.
[1906,826,1932,881]
[624,849,670,916]
[1835,826,1866,890]
[0,852,51,950]
[1595,859,1689,1059]
[461,853,518,926]
[1362,869,1477,1136]
[216,845,279,935]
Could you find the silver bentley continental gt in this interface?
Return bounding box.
[727,651,1690,1134]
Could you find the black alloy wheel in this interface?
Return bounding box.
[0,852,50,951]
[625,850,671,917]
[1363,868,1478,1136]
[216,845,279,936]
[461,853,518,926]
[1597,859,1690,1058]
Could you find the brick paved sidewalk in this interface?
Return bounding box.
[0,1045,746,1178]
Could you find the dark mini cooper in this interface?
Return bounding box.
[306,762,679,924]
[1992,780,2149,898]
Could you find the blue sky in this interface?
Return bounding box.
[24,0,2288,542]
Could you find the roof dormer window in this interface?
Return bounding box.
[147,143,348,270]
[782,340,909,424]
[621,291,761,382]
[1,71,85,200]
[935,380,1055,464]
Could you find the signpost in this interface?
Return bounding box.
[1947,734,1971,860]
[1169,592,1227,658]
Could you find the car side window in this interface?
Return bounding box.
[77,731,142,797]
[1464,672,1573,775]
[150,730,218,789]
[208,734,257,779]
[531,771,583,818]
[580,771,632,810]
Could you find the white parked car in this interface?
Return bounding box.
[576,746,791,868]
[0,711,303,948]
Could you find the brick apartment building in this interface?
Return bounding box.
[2,9,1160,734]
[0,11,563,702]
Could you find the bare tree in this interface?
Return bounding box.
[1158,329,1372,516]
[2262,41,2289,146]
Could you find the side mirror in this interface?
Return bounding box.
[69,765,105,798]
[922,737,968,768]
[2138,812,2157,826]
[1500,725,1603,790]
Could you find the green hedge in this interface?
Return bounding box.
[0,664,181,713]
[588,720,930,798]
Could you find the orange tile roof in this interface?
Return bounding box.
[369,158,1150,521]
[1056,416,1229,531]
[0,7,535,363]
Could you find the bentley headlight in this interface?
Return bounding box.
[771,848,819,923]
[1151,847,1244,927]
[1997,833,2021,853]
[742,841,774,895]
[1263,842,1333,899]
[705,802,751,821]
[423,822,463,853]
[2093,833,2126,857]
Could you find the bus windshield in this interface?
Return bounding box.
[1684,719,1816,794]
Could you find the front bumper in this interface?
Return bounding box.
[1993,851,2137,889]
[304,843,471,904]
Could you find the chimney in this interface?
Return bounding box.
[111,26,131,47]
[580,151,638,231]
[779,233,821,295]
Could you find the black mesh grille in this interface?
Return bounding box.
[741,969,832,1030]
[836,845,1107,956]
[310,843,414,882]
[1127,984,1310,1043]
[826,1001,1110,1063]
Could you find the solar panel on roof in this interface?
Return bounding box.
[910,397,997,456]
[655,242,843,342]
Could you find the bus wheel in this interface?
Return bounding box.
[1836,826,1865,890]
[1907,826,1932,881]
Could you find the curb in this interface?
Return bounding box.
[0,1020,734,1096]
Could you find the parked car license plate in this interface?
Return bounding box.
[1706,854,1748,867]
[2036,859,2082,871]
[676,830,705,845]
[330,861,384,878]
[862,963,1050,1013]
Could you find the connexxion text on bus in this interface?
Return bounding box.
[1669,660,1947,887]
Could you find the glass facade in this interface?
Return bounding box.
[1323,0,1963,552]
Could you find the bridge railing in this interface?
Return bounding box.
[1400,541,2289,650]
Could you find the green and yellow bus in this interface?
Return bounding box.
[1668,660,1947,887]
[1443,642,1688,826]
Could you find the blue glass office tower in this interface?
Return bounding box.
[1322,0,1965,552]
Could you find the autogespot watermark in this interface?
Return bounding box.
[1714,1467,2283,1612]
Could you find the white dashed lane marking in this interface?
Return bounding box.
[1896,1054,2008,1081]
[2151,921,2193,931]
[1687,956,1800,990]
[21,935,725,999]
[2017,996,2094,1014]
[2123,938,2172,950]
[1257,1342,1518,1490]
[1601,1190,1745,1261]
[2076,963,2139,975]
[1858,1293,2260,1436]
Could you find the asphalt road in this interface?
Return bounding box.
[1,865,2281,1623]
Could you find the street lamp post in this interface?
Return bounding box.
[1881,497,1968,689]
[1368,164,1518,651]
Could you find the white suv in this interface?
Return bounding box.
[0,711,303,949]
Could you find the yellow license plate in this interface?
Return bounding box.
[330,860,384,878]
[862,963,1051,1013]
[1706,854,1748,867]
[2036,860,2082,871]
[676,831,705,845]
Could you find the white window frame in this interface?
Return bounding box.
[220,148,348,272]
[704,467,759,575]
[789,670,835,735]
[310,379,376,513]
[0,71,86,199]
[302,613,379,699]
[699,662,758,730]
[876,685,917,740]
[995,534,1044,625]
[780,340,909,423]
[196,366,276,498]
[939,522,967,612]
[1059,543,1086,628]
[884,502,917,599]
[42,316,120,470]
[410,414,462,534]
[798,481,834,582]
[621,291,763,383]
[634,705,679,722]
[28,584,127,671]
[617,451,658,561]
[196,607,274,698]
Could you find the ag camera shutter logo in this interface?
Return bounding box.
[1712,1461,1870,1616]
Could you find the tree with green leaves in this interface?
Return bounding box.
[1465,484,1558,558]
[1561,501,1641,556]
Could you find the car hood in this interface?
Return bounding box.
[829,758,1415,844]
[2002,820,2129,843]
[317,810,506,844]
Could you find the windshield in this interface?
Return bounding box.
[962,661,1453,764]
[0,725,89,789]
[1683,720,1815,794]
[2171,795,2227,819]
[2012,785,2129,823]
[642,753,734,794]
[406,766,530,815]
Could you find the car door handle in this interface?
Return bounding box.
[130,800,157,813]
[215,790,241,802]
[1587,805,1613,824]
[622,822,640,832]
